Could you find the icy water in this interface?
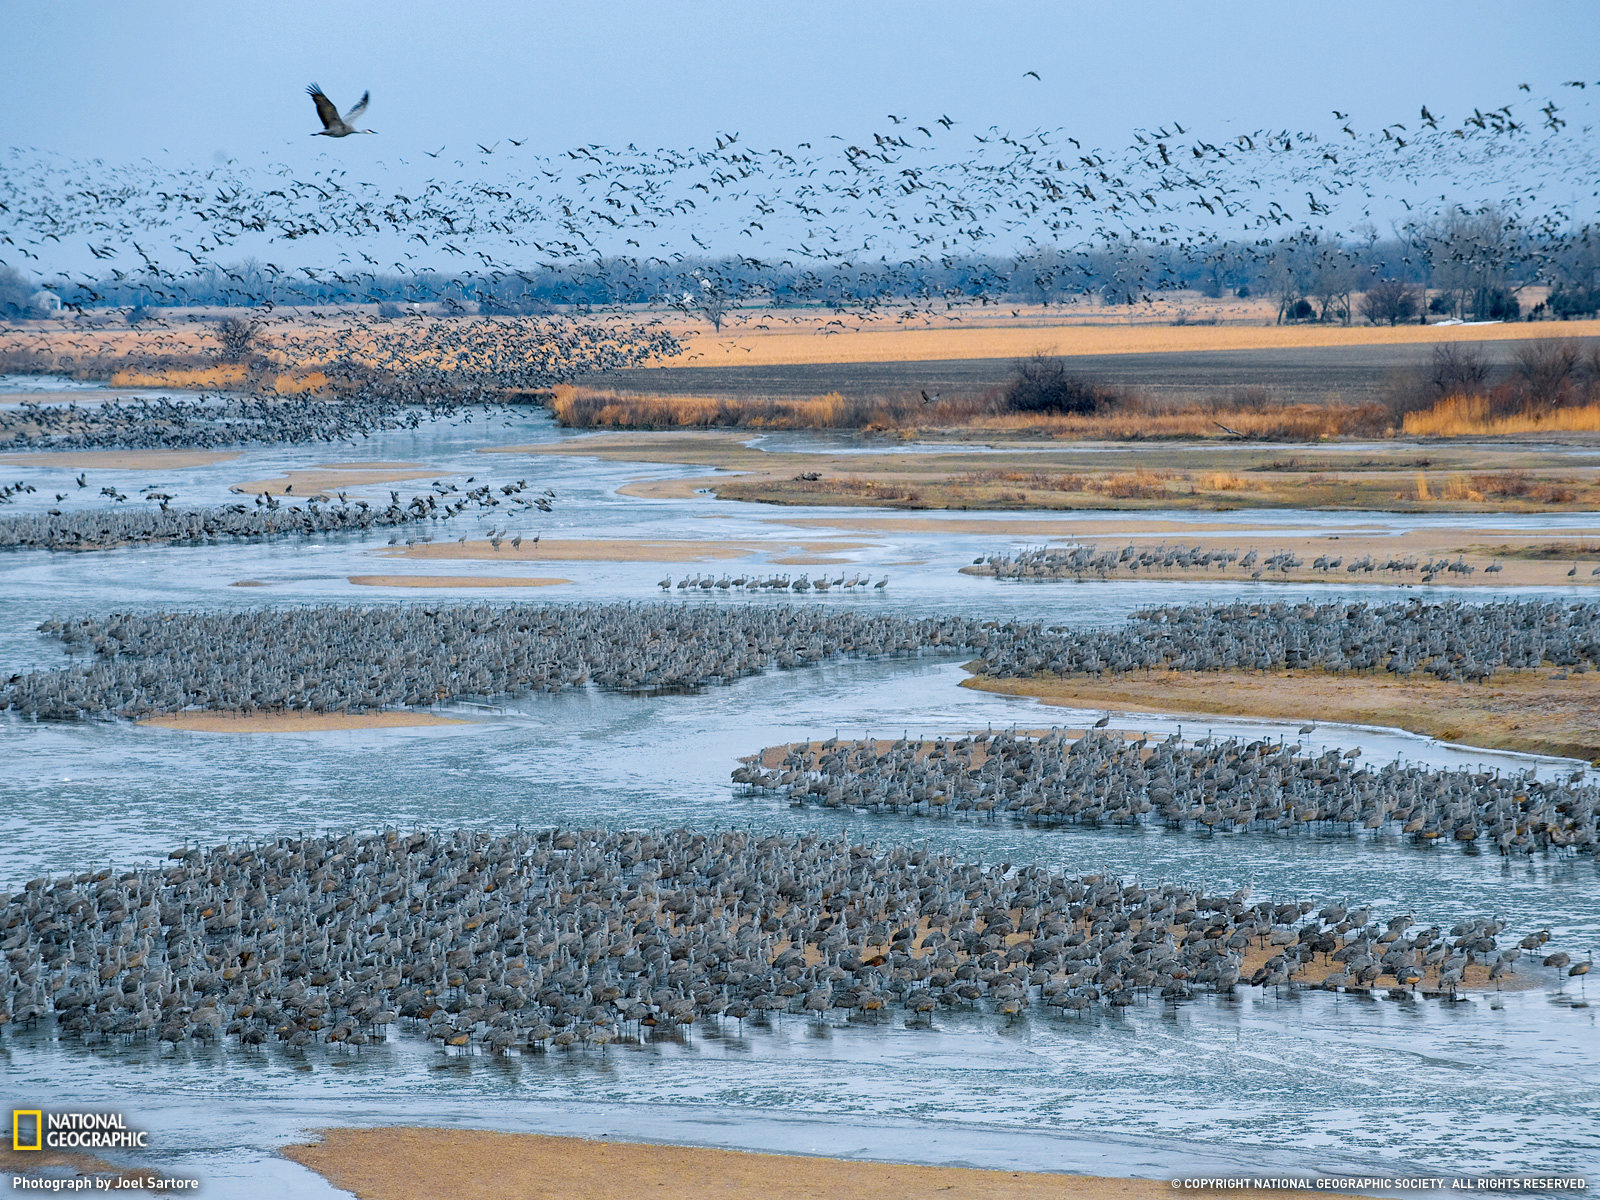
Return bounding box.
[1,397,1597,1196]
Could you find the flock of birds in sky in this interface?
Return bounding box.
[1,78,1598,322]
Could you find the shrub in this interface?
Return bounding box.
[1360,279,1420,326]
[1549,286,1600,320]
[1479,288,1520,322]
[1003,353,1119,415]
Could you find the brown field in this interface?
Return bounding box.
[513,430,1600,514]
[140,711,468,733]
[596,336,1590,410]
[282,1127,1335,1200]
[348,574,572,588]
[962,668,1600,763]
[381,536,876,565]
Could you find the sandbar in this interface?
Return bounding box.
[140,711,468,733]
[0,1145,164,1189]
[382,537,874,564]
[0,449,240,469]
[962,668,1600,762]
[281,1127,1317,1200]
[348,574,572,588]
[231,461,439,497]
[495,431,1600,514]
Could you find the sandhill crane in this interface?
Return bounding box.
[306,84,375,137]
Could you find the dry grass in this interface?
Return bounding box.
[963,668,1600,762]
[549,384,1390,441]
[1469,540,1600,560]
[1403,394,1600,437]
[1408,470,1578,505]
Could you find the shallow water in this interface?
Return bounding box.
[2,396,1598,1195]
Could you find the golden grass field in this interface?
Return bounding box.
[963,668,1600,762]
[666,312,1600,368]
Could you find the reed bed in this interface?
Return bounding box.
[1403,394,1600,437]
[548,384,1391,440]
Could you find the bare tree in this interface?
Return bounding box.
[1309,248,1357,324]
[1360,279,1419,326]
[1410,206,1525,321]
[685,276,730,331]
[0,266,40,319]
[1513,339,1580,409]
[1427,343,1490,398]
[212,316,260,363]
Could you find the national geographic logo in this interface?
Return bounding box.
[11,1108,148,1150]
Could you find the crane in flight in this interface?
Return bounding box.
[306,84,375,137]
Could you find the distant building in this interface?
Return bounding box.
[34,289,61,312]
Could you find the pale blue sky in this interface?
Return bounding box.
[4,1,1597,161]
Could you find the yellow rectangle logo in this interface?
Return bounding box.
[12,1109,42,1151]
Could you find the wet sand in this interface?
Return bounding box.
[505,430,1600,514]
[140,711,468,733]
[382,537,875,565]
[0,449,240,469]
[348,574,572,588]
[231,461,439,496]
[963,668,1600,763]
[0,1145,165,1189]
[769,516,1600,587]
[282,1128,1308,1200]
